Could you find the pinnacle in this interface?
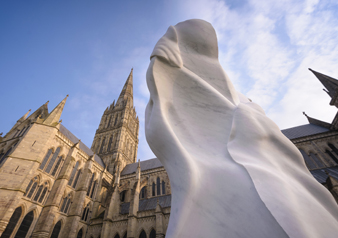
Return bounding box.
[43,95,68,126]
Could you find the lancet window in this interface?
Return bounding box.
[114,115,118,126]
[15,210,34,238]
[114,234,120,238]
[107,116,112,128]
[139,230,146,238]
[77,228,83,238]
[50,220,62,238]
[123,233,127,238]
[1,206,22,238]
[152,182,155,196]
[107,135,114,152]
[326,149,338,164]
[24,177,49,204]
[150,229,156,238]
[39,147,63,177]
[140,186,146,199]
[162,181,166,195]
[157,177,161,196]
[81,203,91,222]
[120,190,127,202]
[68,161,80,187]
[87,174,97,198]
[60,194,72,214]
[99,137,106,154]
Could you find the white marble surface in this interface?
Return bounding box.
[145,19,338,238]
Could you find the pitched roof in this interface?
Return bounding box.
[310,167,338,184]
[281,124,329,140]
[59,124,105,168]
[120,195,171,214]
[121,158,163,176]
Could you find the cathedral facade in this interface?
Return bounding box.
[0,69,338,238]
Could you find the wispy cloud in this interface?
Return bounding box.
[176,0,338,130]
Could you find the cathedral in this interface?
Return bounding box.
[0,68,338,238]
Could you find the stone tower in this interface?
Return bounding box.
[91,69,139,174]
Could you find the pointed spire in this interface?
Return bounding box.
[309,68,338,99]
[21,109,31,121]
[43,95,68,126]
[116,69,134,107]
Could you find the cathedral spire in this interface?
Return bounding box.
[309,69,338,106]
[43,95,68,126]
[116,68,133,107]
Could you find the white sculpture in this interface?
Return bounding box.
[145,19,338,238]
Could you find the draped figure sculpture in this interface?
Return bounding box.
[145,19,338,238]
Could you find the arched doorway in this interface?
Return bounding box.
[14,210,34,238]
[1,207,22,238]
[50,220,62,238]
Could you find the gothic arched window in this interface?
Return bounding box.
[60,194,72,214]
[140,186,146,199]
[81,203,90,222]
[51,155,64,177]
[123,233,127,238]
[107,135,113,152]
[72,169,82,189]
[44,147,61,174]
[120,190,127,202]
[31,182,49,204]
[107,116,112,128]
[26,177,39,199]
[87,174,95,196]
[114,234,120,238]
[139,230,146,238]
[1,206,22,238]
[39,149,53,170]
[99,137,106,154]
[152,183,155,196]
[15,210,34,238]
[326,149,338,164]
[77,228,83,238]
[162,181,166,195]
[68,162,80,186]
[157,177,161,196]
[90,180,97,199]
[150,229,156,238]
[114,115,118,126]
[50,220,62,238]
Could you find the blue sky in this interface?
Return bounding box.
[1,0,338,160]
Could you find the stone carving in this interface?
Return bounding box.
[145,19,338,238]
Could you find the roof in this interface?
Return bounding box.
[59,124,105,168]
[121,158,163,176]
[310,167,338,184]
[120,195,171,214]
[281,124,329,140]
